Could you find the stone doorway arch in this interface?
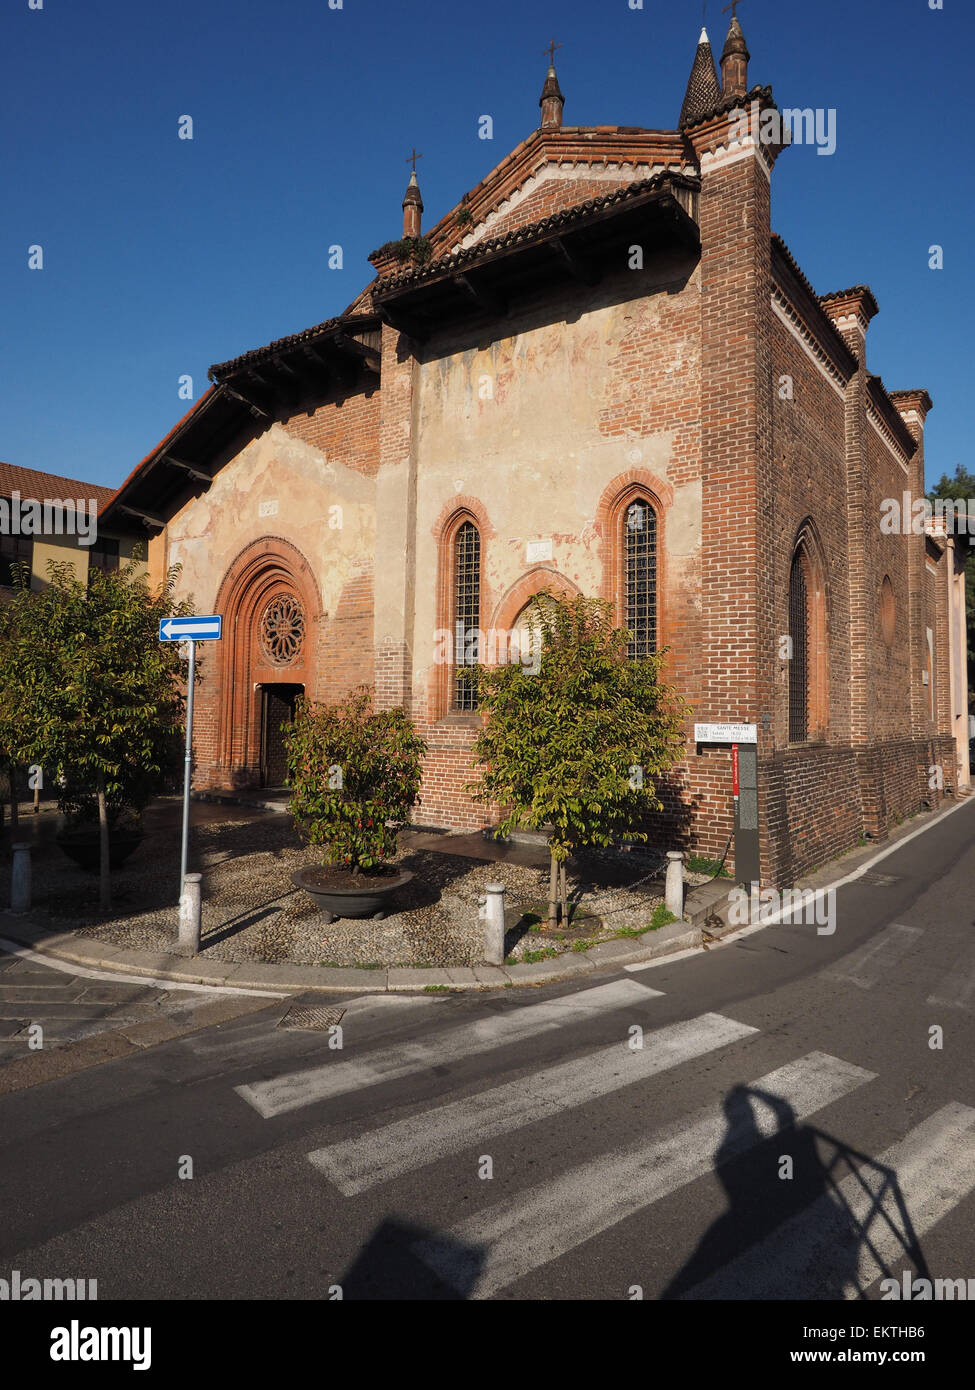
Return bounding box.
[213,537,321,788]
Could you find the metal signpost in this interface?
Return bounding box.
[694,722,760,887]
[159,615,223,893]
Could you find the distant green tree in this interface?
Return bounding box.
[0,556,193,909]
[928,464,975,710]
[467,590,688,926]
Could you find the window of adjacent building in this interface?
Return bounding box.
[87,536,120,577]
[0,532,33,588]
[452,520,480,711]
[624,498,657,659]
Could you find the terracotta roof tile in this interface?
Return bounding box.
[375,172,700,292]
[0,460,114,510]
[679,31,721,130]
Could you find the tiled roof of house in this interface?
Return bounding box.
[0,460,115,509]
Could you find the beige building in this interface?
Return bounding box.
[0,461,125,591]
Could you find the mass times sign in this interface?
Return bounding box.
[694,723,758,744]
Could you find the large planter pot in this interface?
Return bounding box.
[291,865,414,922]
[56,828,144,873]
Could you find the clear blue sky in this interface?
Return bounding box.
[2,0,971,492]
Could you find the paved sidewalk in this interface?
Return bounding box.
[0,945,276,1093]
[3,794,966,999]
[0,881,723,995]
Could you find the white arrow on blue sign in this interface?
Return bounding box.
[159,614,223,642]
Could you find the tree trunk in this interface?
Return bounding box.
[548,851,559,929]
[559,861,568,927]
[96,772,111,912]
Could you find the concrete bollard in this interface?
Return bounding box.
[10,843,32,914]
[480,881,506,966]
[178,873,203,956]
[665,851,684,920]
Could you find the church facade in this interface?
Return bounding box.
[102,17,969,886]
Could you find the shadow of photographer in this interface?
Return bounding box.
[663,1083,929,1300]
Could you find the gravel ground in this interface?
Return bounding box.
[8,815,688,968]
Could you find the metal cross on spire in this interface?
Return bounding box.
[405,148,422,173]
[544,38,561,66]
[722,0,743,17]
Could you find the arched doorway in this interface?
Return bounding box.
[213,538,321,788]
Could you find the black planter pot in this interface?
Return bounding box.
[291,866,414,922]
[56,828,144,873]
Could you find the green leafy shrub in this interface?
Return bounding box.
[468,589,688,924]
[285,686,426,875]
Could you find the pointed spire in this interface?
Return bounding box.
[679,27,721,129]
[402,152,423,238]
[539,39,565,129]
[721,14,750,97]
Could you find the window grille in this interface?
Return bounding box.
[625,500,657,659]
[453,521,480,710]
[260,594,305,666]
[789,555,809,743]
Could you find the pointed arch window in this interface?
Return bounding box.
[453,520,480,710]
[624,498,657,659]
[788,525,828,744]
[788,554,809,743]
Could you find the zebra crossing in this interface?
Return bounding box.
[309,1011,758,1196]
[926,936,975,1013]
[823,919,975,1016]
[235,972,975,1299]
[236,977,659,1117]
[824,922,923,989]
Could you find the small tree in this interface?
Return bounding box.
[285,686,427,877]
[0,556,193,910]
[929,465,975,710]
[468,590,688,926]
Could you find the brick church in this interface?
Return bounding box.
[103,16,969,886]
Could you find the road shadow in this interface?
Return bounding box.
[338,1217,486,1300]
[662,1084,929,1300]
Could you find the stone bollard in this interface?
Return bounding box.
[480,881,506,966]
[665,851,684,920]
[10,843,32,914]
[178,873,203,957]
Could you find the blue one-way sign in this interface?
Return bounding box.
[159,614,223,642]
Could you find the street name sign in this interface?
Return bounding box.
[159,614,223,642]
[694,722,758,744]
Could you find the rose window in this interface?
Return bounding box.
[260,594,305,665]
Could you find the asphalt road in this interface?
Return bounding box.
[2,797,975,1304]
